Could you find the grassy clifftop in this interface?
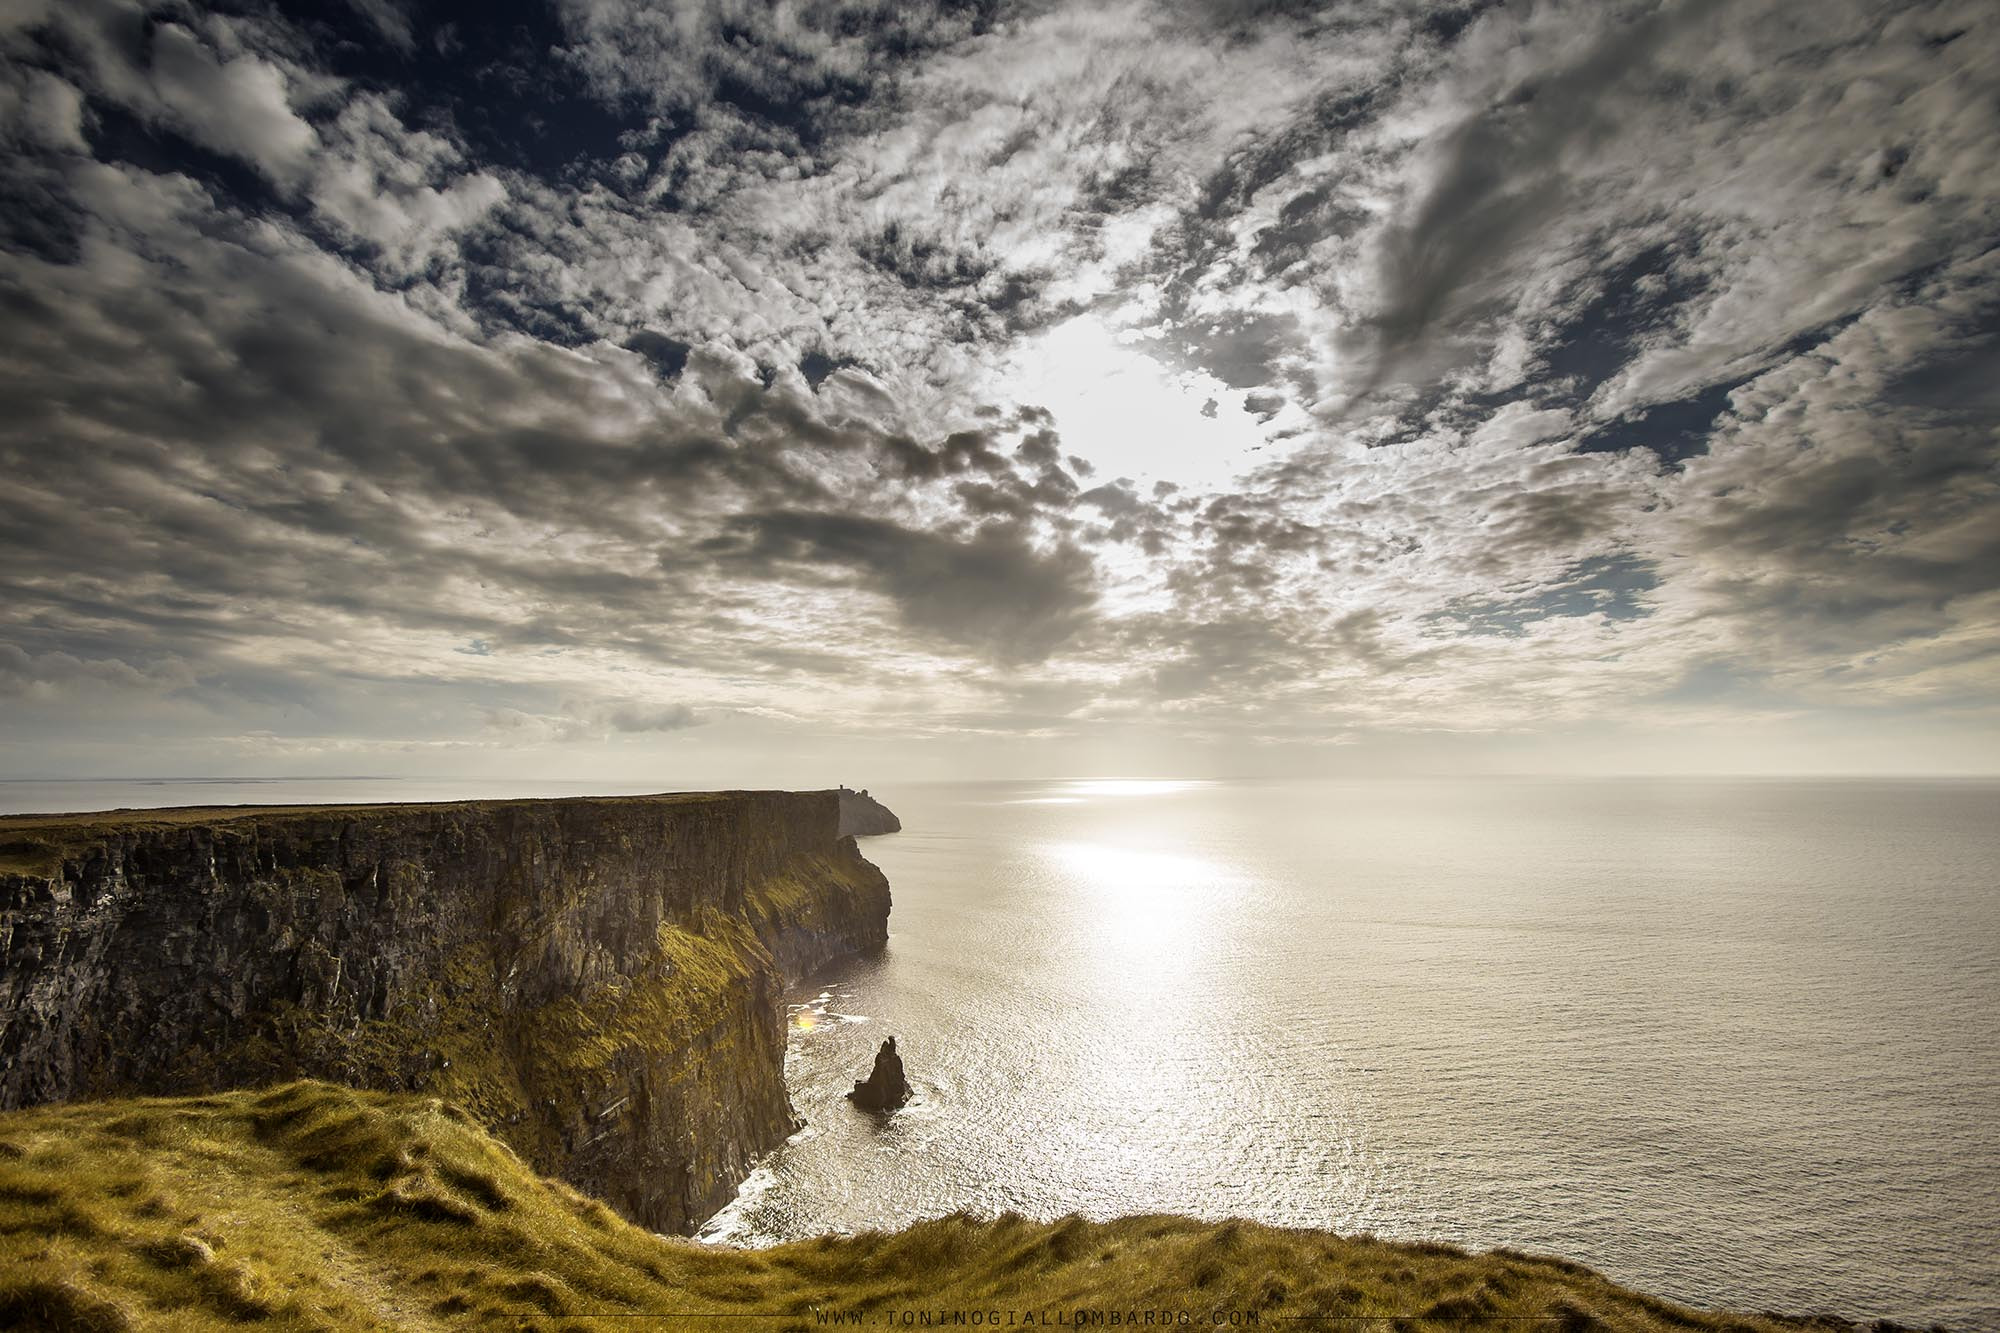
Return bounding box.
[0,1083,1861,1333]
[0,792,747,880]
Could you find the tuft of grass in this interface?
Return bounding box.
[0,1083,1889,1332]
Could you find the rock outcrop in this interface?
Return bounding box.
[0,789,890,1234]
[846,1036,911,1112]
[837,787,902,837]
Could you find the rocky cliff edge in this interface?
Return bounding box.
[836,787,901,836]
[0,789,890,1234]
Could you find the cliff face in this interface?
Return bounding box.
[0,790,890,1233]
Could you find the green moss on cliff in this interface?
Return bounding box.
[0,1083,1864,1333]
[0,791,889,1236]
[745,851,891,968]
[745,856,858,933]
[185,912,775,1180]
[206,945,533,1159]
[0,836,65,878]
[531,917,759,1076]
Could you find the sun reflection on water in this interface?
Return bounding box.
[1043,840,1236,962]
[1047,840,1223,891]
[1057,779,1208,798]
[698,780,2000,1327]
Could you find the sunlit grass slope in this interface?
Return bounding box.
[0,1082,1867,1332]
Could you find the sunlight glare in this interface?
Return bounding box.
[1044,840,1238,965]
[991,315,1274,490]
[1050,841,1220,891]
[1060,779,1205,798]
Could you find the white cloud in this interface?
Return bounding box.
[9,69,86,150]
[307,92,506,272]
[344,0,415,55]
[147,22,317,188]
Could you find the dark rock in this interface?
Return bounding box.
[846,1036,911,1112]
[836,787,902,837]
[0,790,892,1235]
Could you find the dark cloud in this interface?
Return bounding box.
[624,328,693,379]
[1148,310,1302,391]
[1359,0,1730,385]
[857,221,996,291]
[705,511,1097,662]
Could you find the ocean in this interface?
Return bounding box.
[699,778,2000,1330]
[5,776,1995,1326]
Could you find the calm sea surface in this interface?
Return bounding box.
[5,777,1996,1326]
[701,778,2000,1330]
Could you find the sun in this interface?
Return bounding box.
[990,314,1276,491]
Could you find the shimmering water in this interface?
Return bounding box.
[5,775,1994,1325]
[698,778,2000,1329]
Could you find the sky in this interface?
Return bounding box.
[0,0,1996,785]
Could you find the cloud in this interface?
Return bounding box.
[706,511,1099,663]
[1360,0,1728,372]
[0,644,194,697]
[1,69,87,151]
[344,0,416,55]
[601,702,702,733]
[0,0,1995,775]
[147,21,318,188]
[482,701,704,743]
[301,92,506,272]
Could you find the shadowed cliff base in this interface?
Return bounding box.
[0,1083,1911,1333]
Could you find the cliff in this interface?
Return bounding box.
[0,790,890,1234]
[0,1082,1871,1333]
[836,786,901,836]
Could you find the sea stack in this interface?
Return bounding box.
[847,1036,912,1112]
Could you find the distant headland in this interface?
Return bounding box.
[837,785,902,836]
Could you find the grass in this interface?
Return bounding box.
[0,793,785,881]
[0,792,771,833]
[0,1083,1881,1332]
